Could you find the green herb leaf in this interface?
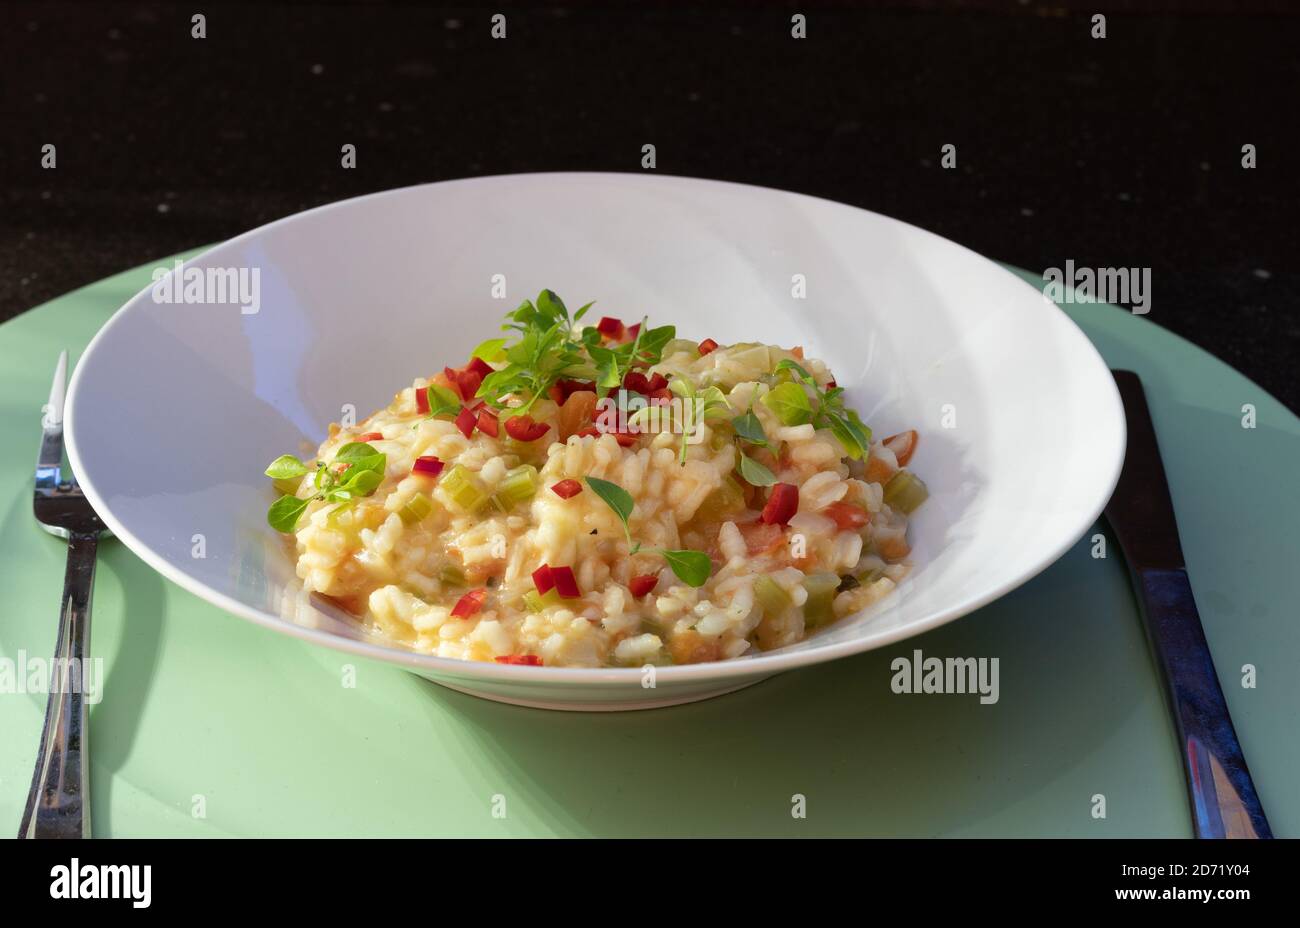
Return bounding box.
[774,358,815,384]
[824,410,871,460]
[425,384,461,418]
[585,476,634,524]
[761,382,813,426]
[264,454,309,480]
[471,338,507,363]
[267,494,311,533]
[535,289,568,323]
[661,549,712,587]
[334,442,378,463]
[737,452,777,487]
[573,301,594,323]
[731,411,768,446]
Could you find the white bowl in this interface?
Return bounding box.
[65,173,1124,710]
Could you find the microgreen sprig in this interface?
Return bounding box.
[584,476,712,587]
[264,441,387,533]
[769,359,871,459]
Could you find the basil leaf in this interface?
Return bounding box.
[731,411,767,446]
[573,301,594,323]
[737,452,777,487]
[330,466,384,500]
[334,442,379,464]
[264,454,309,480]
[471,338,507,363]
[267,495,310,533]
[426,383,461,417]
[761,382,813,426]
[826,414,865,459]
[584,476,634,525]
[536,289,567,322]
[773,358,814,384]
[662,549,711,587]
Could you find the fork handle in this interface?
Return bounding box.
[18,530,98,839]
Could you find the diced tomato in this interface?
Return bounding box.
[575,426,601,439]
[645,372,668,392]
[465,356,493,379]
[450,588,487,618]
[612,432,639,447]
[883,430,919,467]
[760,482,800,525]
[412,455,445,477]
[649,388,672,404]
[698,338,719,355]
[532,564,555,595]
[504,415,550,442]
[596,316,625,340]
[625,322,640,342]
[547,383,565,404]
[495,654,543,666]
[555,378,596,400]
[357,431,383,442]
[550,565,581,598]
[455,405,477,439]
[826,380,837,390]
[415,385,430,415]
[791,346,804,359]
[629,574,659,598]
[824,500,870,531]
[476,407,499,438]
[739,520,785,555]
[550,479,583,499]
[623,371,650,394]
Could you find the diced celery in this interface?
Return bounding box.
[491,464,538,511]
[440,464,489,513]
[523,588,560,612]
[439,563,466,587]
[661,338,701,359]
[694,475,746,523]
[883,470,929,514]
[754,574,793,616]
[802,572,840,628]
[398,492,433,525]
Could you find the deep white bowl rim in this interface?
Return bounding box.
[64,171,1126,685]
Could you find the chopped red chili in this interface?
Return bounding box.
[531,564,555,595]
[411,455,445,477]
[454,405,477,439]
[450,588,487,618]
[465,356,493,379]
[476,407,499,438]
[760,482,800,525]
[357,431,384,442]
[698,338,719,355]
[550,479,583,499]
[415,385,430,415]
[622,371,650,394]
[550,565,581,598]
[629,574,658,598]
[494,654,543,666]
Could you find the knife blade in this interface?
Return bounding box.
[1105,369,1271,838]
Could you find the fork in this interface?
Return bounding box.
[18,351,107,839]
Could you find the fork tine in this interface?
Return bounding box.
[36,350,68,482]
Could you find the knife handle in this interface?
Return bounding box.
[1133,566,1272,838]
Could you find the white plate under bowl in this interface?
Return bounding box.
[64,173,1125,710]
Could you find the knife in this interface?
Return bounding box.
[1104,369,1271,838]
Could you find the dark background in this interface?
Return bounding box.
[3,1,1297,411]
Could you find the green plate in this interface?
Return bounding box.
[0,252,1295,837]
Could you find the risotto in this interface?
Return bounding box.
[263,291,928,667]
